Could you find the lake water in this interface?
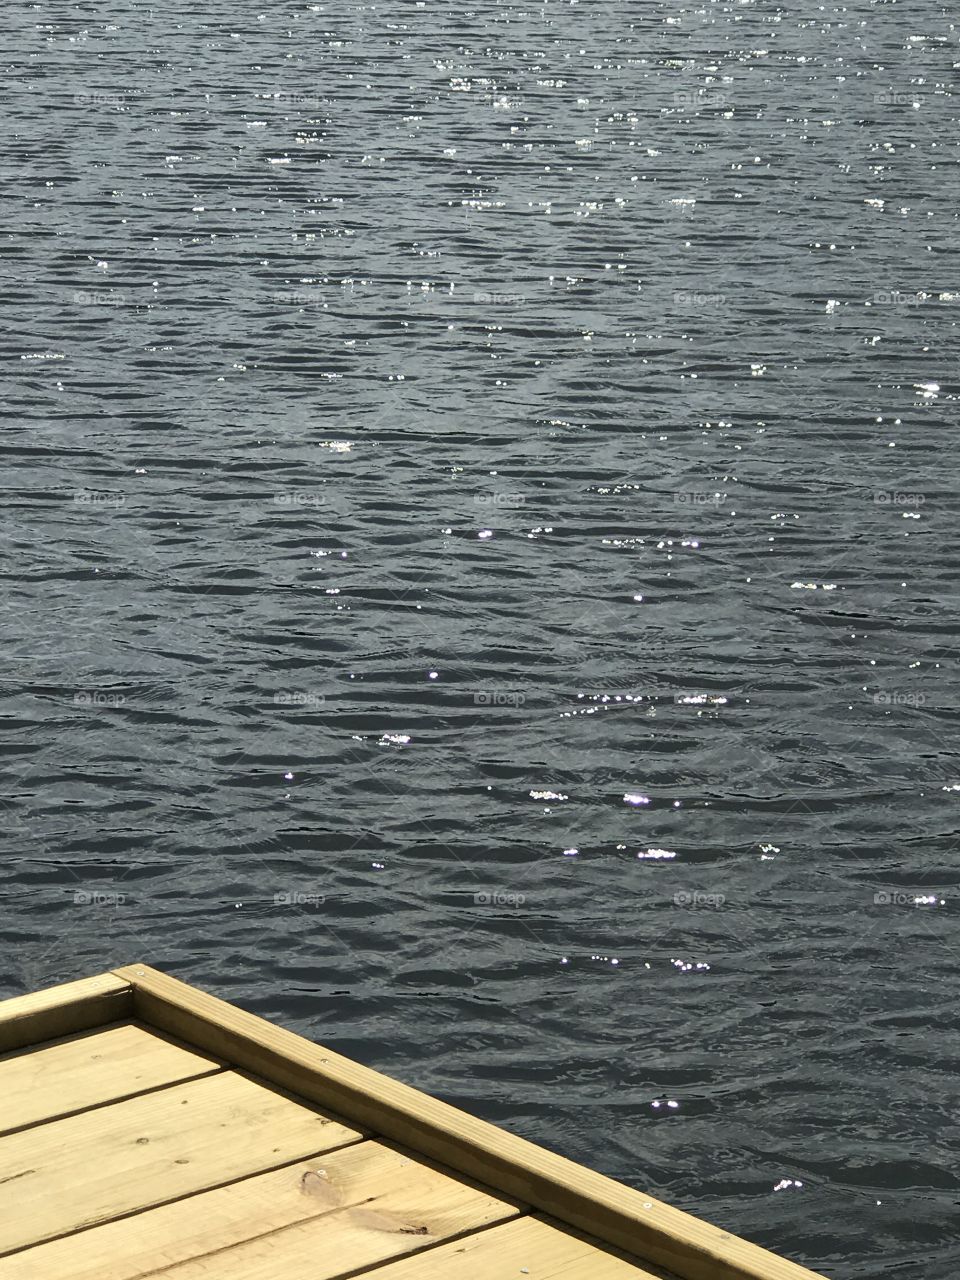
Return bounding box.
[3,2,959,1276]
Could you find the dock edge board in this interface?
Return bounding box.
[0,973,132,1054]
[0,967,829,1280]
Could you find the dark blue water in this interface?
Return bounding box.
[2,2,959,1276]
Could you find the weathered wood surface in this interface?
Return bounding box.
[0,1023,222,1135]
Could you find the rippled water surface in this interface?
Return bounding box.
[3,2,960,1276]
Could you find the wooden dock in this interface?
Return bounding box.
[0,965,828,1279]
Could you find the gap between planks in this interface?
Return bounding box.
[0,1140,371,1263]
[0,1139,528,1280]
[0,1068,368,1259]
[124,1185,529,1280]
[0,1021,227,1139]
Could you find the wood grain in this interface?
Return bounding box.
[0,1023,222,1135]
[0,1140,523,1280]
[338,1215,675,1280]
[0,974,130,1054]
[0,1069,362,1255]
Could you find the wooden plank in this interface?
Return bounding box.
[114,965,826,1280]
[0,974,131,1053]
[0,1140,523,1280]
[339,1216,676,1280]
[0,1069,363,1255]
[0,1023,223,1135]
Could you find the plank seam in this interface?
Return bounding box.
[0,1065,227,1141]
[0,1135,370,1261]
[303,1216,538,1280]
[120,1188,529,1280]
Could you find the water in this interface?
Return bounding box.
[2,2,959,1276]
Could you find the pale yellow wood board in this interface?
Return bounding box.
[0,1140,523,1280]
[114,965,827,1280]
[348,1216,674,1280]
[0,1023,222,1135]
[0,1069,362,1255]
